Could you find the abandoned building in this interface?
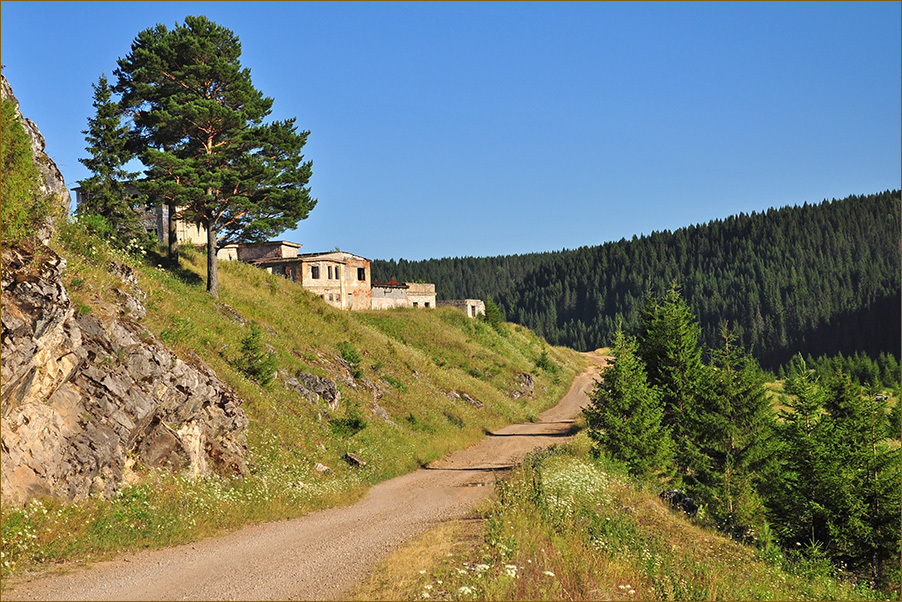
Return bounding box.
[438,299,486,319]
[217,242,446,312]
[221,244,373,310]
[73,185,207,246]
[371,281,437,310]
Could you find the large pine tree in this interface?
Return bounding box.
[114,15,316,296]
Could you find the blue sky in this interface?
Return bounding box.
[2,1,899,261]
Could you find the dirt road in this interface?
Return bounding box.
[4,356,605,601]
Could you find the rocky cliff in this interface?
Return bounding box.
[1,74,249,505]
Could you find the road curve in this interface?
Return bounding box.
[3,355,605,601]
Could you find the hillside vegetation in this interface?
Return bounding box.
[373,190,901,369]
[1,226,584,578]
[352,435,886,601]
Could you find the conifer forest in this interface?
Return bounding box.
[373,191,901,370]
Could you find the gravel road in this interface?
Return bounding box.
[3,356,605,601]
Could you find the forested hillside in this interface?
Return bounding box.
[373,191,901,368]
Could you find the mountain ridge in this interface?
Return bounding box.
[373,190,901,368]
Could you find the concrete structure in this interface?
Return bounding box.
[252,251,372,311]
[438,299,486,319]
[217,241,437,313]
[371,281,437,310]
[73,186,208,246]
[405,282,437,308]
[217,241,302,262]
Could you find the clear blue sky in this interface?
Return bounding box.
[2,1,899,261]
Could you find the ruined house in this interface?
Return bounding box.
[72,185,207,246]
[438,299,486,318]
[371,281,437,309]
[217,241,441,312]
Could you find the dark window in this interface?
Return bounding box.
[327,266,333,279]
[425,302,430,308]
[357,267,366,281]
[311,265,320,279]
[413,302,419,308]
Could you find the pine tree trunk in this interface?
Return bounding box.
[167,202,179,266]
[206,219,218,297]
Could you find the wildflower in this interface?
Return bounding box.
[473,563,489,573]
[457,586,475,596]
[503,564,518,578]
[543,570,555,577]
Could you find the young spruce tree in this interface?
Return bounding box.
[584,330,673,478]
[694,328,775,539]
[115,16,316,296]
[636,283,707,479]
[77,73,143,246]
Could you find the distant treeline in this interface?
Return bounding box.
[373,191,901,369]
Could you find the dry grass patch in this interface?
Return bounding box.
[350,518,484,601]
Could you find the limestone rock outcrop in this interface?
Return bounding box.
[0,74,249,506]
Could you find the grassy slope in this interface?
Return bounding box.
[0,237,585,579]
[352,433,885,602]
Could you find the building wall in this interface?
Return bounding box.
[406,282,436,309]
[298,253,372,310]
[217,241,301,262]
[371,284,409,310]
[151,205,207,246]
[438,299,485,318]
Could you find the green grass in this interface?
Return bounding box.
[353,433,886,601]
[1,228,585,580]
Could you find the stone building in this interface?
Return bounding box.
[216,240,302,262]
[237,249,373,311]
[438,299,486,319]
[371,281,437,310]
[218,241,439,313]
[72,185,207,246]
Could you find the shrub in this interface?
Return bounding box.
[236,323,277,388]
[338,341,364,379]
[481,297,506,332]
[1,97,53,247]
[329,403,367,438]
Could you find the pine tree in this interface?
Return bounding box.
[115,16,316,296]
[77,73,143,246]
[694,328,776,539]
[583,330,674,478]
[636,283,707,479]
[770,359,901,590]
[819,371,901,588]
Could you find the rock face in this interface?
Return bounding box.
[0,75,249,506]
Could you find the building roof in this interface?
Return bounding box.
[295,251,371,262]
[251,251,371,264]
[220,240,302,249]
